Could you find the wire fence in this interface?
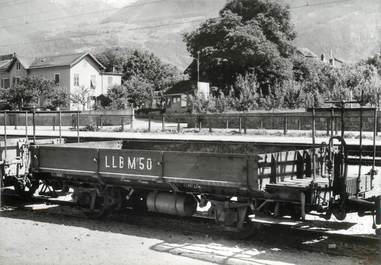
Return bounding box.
[0,109,380,141]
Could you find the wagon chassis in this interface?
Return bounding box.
[1,104,381,235]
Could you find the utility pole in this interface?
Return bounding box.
[197,51,200,83]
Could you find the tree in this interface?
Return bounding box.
[46,86,69,109]
[0,77,55,109]
[124,77,153,109]
[184,0,295,93]
[70,86,91,110]
[96,47,184,109]
[106,85,129,110]
[106,78,153,110]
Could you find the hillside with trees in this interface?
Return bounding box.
[0,0,379,70]
[184,0,380,113]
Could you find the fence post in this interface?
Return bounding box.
[330,108,334,137]
[3,111,7,160]
[208,117,212,133]
[177,119,180,133]
[148,115,151,132]
[243,116,247,134]
[76,111,80,143]
[260,120,263,129]
[226,119,229,129]
[161,114,165,131]
[53,116,56,131]
[58,110,62,144]
[130,113,134,130]
[15,113,18,130]
[25,111,28,141]
[272,114,274,129]
[32,108,36,144]
[334,117,338,135]
[283,116,288,135]
[326,118,329,136]
[239,116,242,134]
[121,117,124,131]
[198,116,202,131]
[130,108,135,129]
[297,119,301,131]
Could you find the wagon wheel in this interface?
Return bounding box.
[84,197,116,219]
[228,207,259,240]
[84,187,121,219]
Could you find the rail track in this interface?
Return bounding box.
[1,189,379,262]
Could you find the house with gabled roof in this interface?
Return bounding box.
[0,52,122,110]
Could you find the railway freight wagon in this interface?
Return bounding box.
[29,139,381,234]
[0,138,61,193]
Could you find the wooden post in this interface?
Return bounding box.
[243,116,247,134]
[76,111,80,143]
[326,118,329,136]
[330,108,334,137]
[239,117,242,133]
[25,111,28,141]
[260,120,263,129]
[297,119,301,131]
[130,112,134,129]
[226,119,229,129]
[177,119,180,133]
[148,115,151,132]
[283,116,288,135]
[208,117,212,133]
[32,108,36,144]
[14,113,18,130]
[53,116,56,131]
[161,114,165,131]
[58,110,62,144]
[121,117,124,131]
[312,108,316,181]
[3,111,7,160]
[334,117,338,135]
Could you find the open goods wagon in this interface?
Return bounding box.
[0,138,60,193]
[29,138,381,234]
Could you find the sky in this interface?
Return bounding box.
[104,0,138,8]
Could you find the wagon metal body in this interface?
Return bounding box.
[29,139,381,232]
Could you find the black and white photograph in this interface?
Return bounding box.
[0,0,380,264]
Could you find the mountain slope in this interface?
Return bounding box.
[0,0,379,70]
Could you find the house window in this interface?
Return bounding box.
[54,73,60,85]
[13,77,20,86]
[108,76,113,86]
[172,96,181,104]
[74,74,79,86]
[16,62,21,70]
[181,95,187,107]
[2,78,10,88]
[90,75,96,89]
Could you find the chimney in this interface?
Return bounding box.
[112,66,116,73]
[329,50,334,66]
[321,53,325,62]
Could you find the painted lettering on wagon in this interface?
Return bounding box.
[104,155,153,171]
